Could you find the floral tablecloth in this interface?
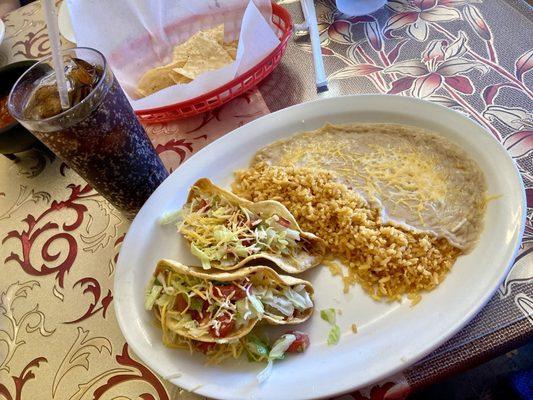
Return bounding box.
[0,1,531,399]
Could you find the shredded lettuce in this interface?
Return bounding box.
[190,243,211,270]
[285,228,300,241]
[212,206,229,217]
[213,226,236,243]
[257,359,273,383]
[245,335,269,361]
[255,333,296,383]
[236,299,252,323]
[327,325,341,345]
[233,243,249,258]
[145,276,173,309]
[284,286,313,310]
[189,297,203,312]
[155,293,172,308]
[269,334,296,360]
[247,292,265,315]
[248,284,312,320]
[261,293,295,317]
[320,308,336,325]
[159,209,182,225]
[321,308,341,345]
[156,273,167,288]
[264,215,280,226]
[145,284,162,310]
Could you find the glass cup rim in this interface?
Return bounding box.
[7,47,108,124]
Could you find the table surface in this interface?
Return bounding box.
[0,1,532,399]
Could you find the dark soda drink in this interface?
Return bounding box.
[8,48,168,218]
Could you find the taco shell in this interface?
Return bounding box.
[152,259,315,343]
[183,178,326,274]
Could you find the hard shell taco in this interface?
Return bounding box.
[145,259,315,345]
[167,178,326,273]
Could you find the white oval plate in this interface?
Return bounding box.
[114,95,525,400]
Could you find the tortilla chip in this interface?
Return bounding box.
[222,40,239,59]
[172,24,224,63]
[172,34,196,65]
[137,24,237,97]
[172,46,189,66]
[137,64,191,97]
[169,70,191,84]
[173,34,233,80]
[201,24,225,45]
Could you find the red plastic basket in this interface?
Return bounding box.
[135,3,293,123]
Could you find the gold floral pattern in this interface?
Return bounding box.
[0,281,54,373]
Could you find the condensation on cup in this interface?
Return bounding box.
[8,47,168,218]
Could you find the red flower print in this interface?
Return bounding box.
[503,131,533,159]
[484,105,532,131]
[385,0,475,41]
[515,49,533,81]
[92,344,169,400]
[0,357,47,400]
[384,32,488,98]
[328,20,353,45]
[463,4,492,41]
[3,184,96,288]
[63,277,113,324]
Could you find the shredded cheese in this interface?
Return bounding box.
[269,133,449,227]
[252,124,488,252]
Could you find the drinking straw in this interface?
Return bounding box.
[41,0,70,110]
[300,0,328,93]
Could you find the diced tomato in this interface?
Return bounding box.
[277,216,291,228]
[190,300,209,322]
[195,341,216,354]
[212,284,246,301]
[209,313,235,338]
[241,239,253,247]
[173,294,188,312]
[286,331,310,353]
[233,287,246,300]
[195,199,209,212]
[190,311,201,322]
